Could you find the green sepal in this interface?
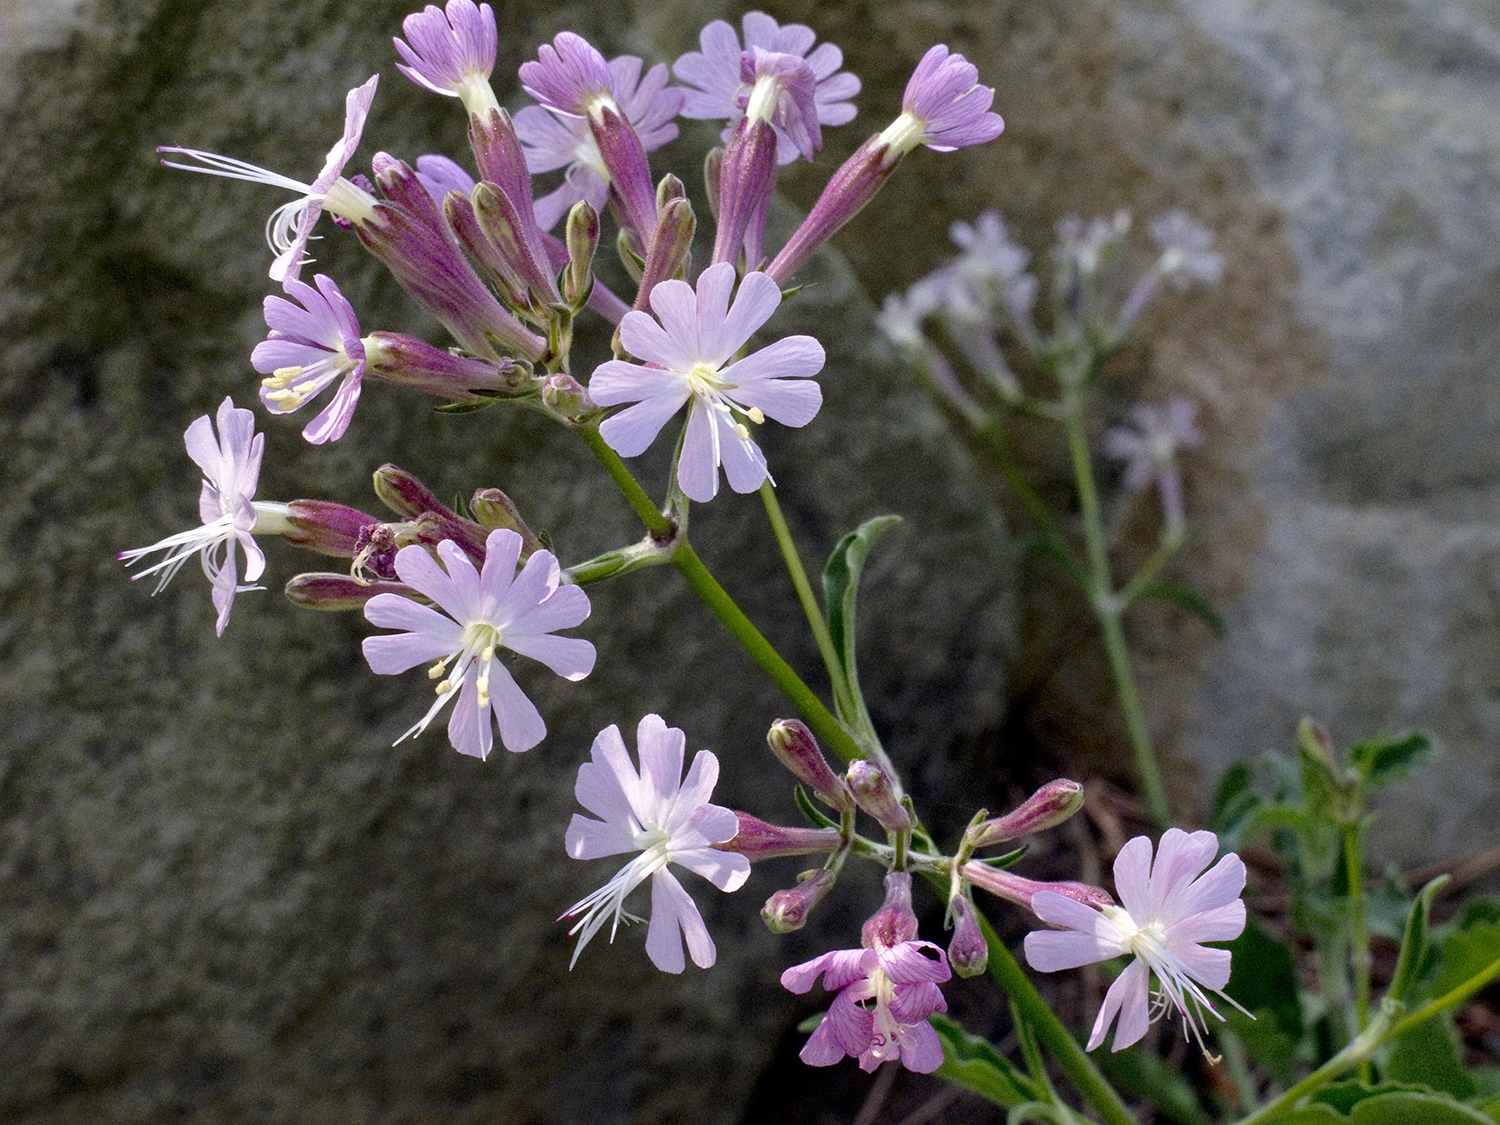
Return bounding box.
[1389,875,1449,1006]
[793,784,839,830]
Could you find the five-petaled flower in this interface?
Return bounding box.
[590,262,824,502]
[781,873,952,1073]
[1024,828,1248,1055]
[562,715,750,973]
[158,76,380,283]
[253,274,368,444]
[361,529,595,759]
[674,11,860,165]
[118,397,274,636]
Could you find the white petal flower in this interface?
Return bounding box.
[562,715,750,973]
[1024,828,1248,1055]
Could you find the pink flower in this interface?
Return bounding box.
[674,11,860,165]
[781,873,952,1073]
[1024,829,1248,1054]
[878,45,1004,157]
[158,77,379,282]
[562,715,750,973]
[253,274,366,444]
[394,0,498,112]
[590,262,824,502]
[118,397,271,635]
[361,529,595,759]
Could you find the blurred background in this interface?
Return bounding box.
[2,0,1498,1120]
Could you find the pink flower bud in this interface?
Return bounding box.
[847,760,913,832]
[712,116,778,268]
[469,488,543,555]
[946,894,988,978]
[371,464,489,565]
[281,500,383,557]
[716,811,841,862]
[634,196,697,311]
[284,572,414,611]
[965,779,1085,849]
[761,869,836,934]
[365,331,531,402]
[766,720,855,812]
[862,871,920,950]
[960,861,1114,913]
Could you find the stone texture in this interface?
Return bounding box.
[0,2,1010,1122]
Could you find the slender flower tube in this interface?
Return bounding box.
[562,715,750,972]
[766,719,855,812]
[361,529,595,758]
[372,463,491,566]
[394,0,499,116]
[714,812,842,862]
[1024,829,1248,1055]
[674,11,860,165]
[781,873,951,1073]
[286,572,415,611]
[767,47,1003,286]
[590,263,824,502]
[961,862,1114,911]
[118,397,280,635]
[158,76,380,283]
[515,54,684,231]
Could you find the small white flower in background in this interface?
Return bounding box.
[118,397,277,636]
[1104,397,1205,536]
[1023,828,1248,1055]
[1150,210,1224,289]
[562,715,750,973]
[361,529,595,759]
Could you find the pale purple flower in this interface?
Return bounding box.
[519,31,616,118]
[515,55,684,231]
[1104,398,1204,534]
[394,0,498,114]
[252,274,366,444]
[782,873,951,1073]
[1150,210,1224,289]
[362,529,595,759]
[674,11,860,165]
[413,153,476,206]
[562,715,750,973]
[158,76,380,283]
[878,45,1004,157]
[118,397,271,636]
[590,262,824,502]
[1024,829,1248,1054]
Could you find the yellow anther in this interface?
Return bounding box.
[427,660,447,680]
[713,400,732,414]
[434,678,453,695]
[733,422,750,441]
[265,389,304,408]
[746,406,765,425]
[266,365,304,389]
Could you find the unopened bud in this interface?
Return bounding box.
[767,720,855,812]
[965,779,1084,849]
[469,488,543,555]
[564,200,600,307]
[284,572,413,611]
[541,372,593,420]
[281,500,383,557]
[947,894,989,978]
[861,871,919,950]
[960,861,1114,913]
[371,465,489,565]
[703,147,723,221]
[716,812,841,862]
[656,172,686,210]
[761,869,836,934]
[847,760,913,832]
[633,196,696,310]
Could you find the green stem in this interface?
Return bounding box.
[1117,537,1181,608]
[578,424,673,539]
[759,483,846,713]
[974,911,1137,1125]
[1063,400,1172,829]
[670,542,866,766]
[1343,818,1372,1056]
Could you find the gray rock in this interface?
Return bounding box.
[0,2,1010,1122]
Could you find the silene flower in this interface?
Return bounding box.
[393,0,499,116]
[361,529,595,759]
[561,715,750,973]
[877,45,1004,160]
[515,54,684,231]
[118,397,287,636]
[1103,397,1205,536]
[673,10,860,165]
[158,76,380,283]
[253,274,367,444]
[1023,829,1249,1056]
[781,873,952,1073]
[590,262,825,502]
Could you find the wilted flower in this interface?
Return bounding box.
[158,76,379,283]
[361,529,595,758]
[1024,829,1248,1054]
[590,262,824,502]
[674,11,859,165]
[562,715,750,972]
[118,397,277,635]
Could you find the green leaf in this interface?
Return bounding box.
[1296,718,1347,821]
[821,515,900,725]
[1093,1043,1211,1125]
[1134,579,1226,635]
[1349,731,1436,791]
[1384,1015,1476,1099]
[1222,919,1306,1082]
[1389,875,1449,1006]
[793,784,839,830]
[929,1014,1041,1109]
[1431,913,1500,999]
[1277,1083,1499,1125]
[1212,761,1262,840]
